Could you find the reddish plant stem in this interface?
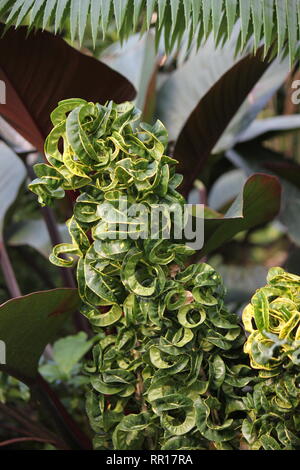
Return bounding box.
[0,436,60,448]
[0,402,66,449]
[0,384,88,450]
[16,246,55,289]
[0,153,91,449]
[40,205,77,290]
[32,374,92,450]
[0,240,21,297]
[41,205,90,334]
[25,156,90,334]
[0,246,90,449]
[0,403,51,439]
[0,422,59,445]
[0,244,90,449]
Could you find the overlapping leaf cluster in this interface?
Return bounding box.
[29,99,250,450]
[242,268,300,450]
[86,262,251,450]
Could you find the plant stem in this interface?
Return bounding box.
[133,346,154,450]
[0,379,89,450]
[16,246,56,289]
[41,206,89,333]
[0,240,21,297]
[0,402,62,445]
[0,243,54,358]
[32,374,92,450]
[0,242,90,449]
[25,162,73,288]
[0,436,61,448]
[25,159,74,289]
[25,156,90,334]
[41,205,77,290]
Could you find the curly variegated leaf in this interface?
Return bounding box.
[243,267,300,374]
[29,98,251,450]
[242,267,300,450]
[242,371,300,450]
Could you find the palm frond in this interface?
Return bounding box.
[0,0,298,64]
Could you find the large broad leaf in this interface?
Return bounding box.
[0,24,136,152]
[0,288,80,383]
[101,32,157,115]
[0,1,299,64]
[235,115,300,144]
[227,144,300,246]
[173,52,279,196]
[156,34,245,143]
[8,218,70,258]
[208,169,247,212]
[229,143,300,190]
[212,64,290,154]
[0,115,33,152]
[0,141,26,239]
[200,173,281,256]
[156,34,288,148]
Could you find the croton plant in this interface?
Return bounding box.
[28,99,300,450]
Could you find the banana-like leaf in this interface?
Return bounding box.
[0,288,81,383]
[156,33,245,143]
[208,169,247,211]
[0,24,135,152]
[212,60,290,154]
[236,115,300,144]
[101,32,157,115]
[0,1,300,64]
[200,173,281,256]
[8,218,70,257]
[157,33,289,159]
[227,143,300,245]
[173,50,271,196]
[0,141,26,239]
[0,115,33,152]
